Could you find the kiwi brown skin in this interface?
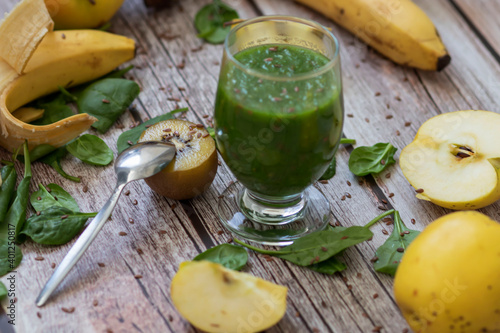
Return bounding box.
[139,119,218,200]
[144,149,218,200]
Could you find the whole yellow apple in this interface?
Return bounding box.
[400,110,500,210]
[44,0,125,30]
[394,211,500,333]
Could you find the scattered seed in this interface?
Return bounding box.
[93,300,98,306]
[341,195,346,201]
[319,180,328,184]
[362,313,369,318]
[373,293,379,299]
[136,248,144,255]
[119,232,127,236]
[385,173,391,179]
[37,196,42,201]
[163,128,172,132]
[356,272,362,278]
[347,113,354,118]
[125,190,131,196]
[396,130,401,136]
[335,222,340,227]
[347,284,353,290]
[129,218,134,224]
[404,121,411,127]
[62,307,75,314]
[345,192,352,199]
[370,256,379,262]
[51,263,56,269]
[395,96,401,101]
[386,103,390,109]
[132,199,138,205]
[375,92,381,97]
[321,246,328,252]
[102,99,110,104]
[365,118,370,123]
[378,205,387,210]
[386,115,393,119]
[381,199,388,204]
[380,160,386,165]
[372,326,383,332]
[346,180,351,186]
[61,215,69,219]
[202,133,210,138]
[37,312,42,319]
[341,236,348,240]
[273,97,282,102]
[36,211,41,216]
[35,256,44,261]
[382,230,389,235]
[217,160,222,166]
[402,329,409,333]
[415,188,424,193]
[82,185,88,193]
[134,274,143,279]
[388,193,395,198]
[403,231,410,234]
[127,140,133,145]
[396,247,404,253]
[97,262,105,267]
[411,218,416,224]
[171,204,177,209]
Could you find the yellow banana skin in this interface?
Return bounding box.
[0,30,136,152]
[296,0,451,71]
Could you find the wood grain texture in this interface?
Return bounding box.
[0,0,498,332]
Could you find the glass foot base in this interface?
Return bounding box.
[216,182,330,246]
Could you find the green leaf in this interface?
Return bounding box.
[0,239,22,277]
[77,78,140,133]
[235,226,373,267]
[4,143,31,242]
[31,184,80,213]
[116,108,188,154]
[66,134,113,166]
[373,211,420,276]
[39,147,80,182]
[21,207,96,246]
[31,104,74,125]
[0,281,7,299]
[0,165,17,222]
[307,256,346,275]
[27,144,57,162]
[320,157,336,180]
[195,1,239,44]
[193,244,248,270]
[348,142,397,176]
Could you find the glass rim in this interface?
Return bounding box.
[224,15,340,82]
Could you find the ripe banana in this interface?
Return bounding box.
[0,30,136,152]
[0,0,136,152]
[296,0,451,71]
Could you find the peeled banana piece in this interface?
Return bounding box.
[296,0,451,71]
[0,0,136,152]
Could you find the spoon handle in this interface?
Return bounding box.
[36,181,127,307]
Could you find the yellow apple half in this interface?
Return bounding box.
[171,261,288,333]
[400,110,500,210]
[394,211,500,333]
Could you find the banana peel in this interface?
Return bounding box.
[0,0,136,152]
[296,0,451,71]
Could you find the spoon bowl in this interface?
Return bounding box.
[36,141,176,306]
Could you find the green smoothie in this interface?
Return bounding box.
[214,44,343,197]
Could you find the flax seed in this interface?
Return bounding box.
[347,113,354,118]
[341,195,346,201]
[61,215,69,219]
[102,99,110,104]
[347,284,353,290]
[136,248,144,255]
[36,211,41,216]
[382,230,389,235]
[372,326,383,332]
[82,185,88,193]
[381,160,386,165]
[388,193,394,198]
[125,190,130,196]
[37,312,42,318]
[133,199,138,205]
[319,180,328,184]
[98,263,105,267]
[321,246,328,252]
[397,247,404,252]
[203,133,210,138]
[129,218,134,224]
[371,257,378,262]
[93,300,98,306]
[127,140,133,145]
[159,230,167,235]
[386,115,393,119]
[134,274,143,279]
[396,130,401,136]
[62,307,75,314]
[375,92,381,96]
[405,121,411,127]
[395,96,401,101]
[345,192,352,198]
[341,236,348,240]
[415,188,424,193]
[51,263,56,269]
[35,256,44,261]
[411,218,416,224]
[373,293,379,299]
[119,232,127,236]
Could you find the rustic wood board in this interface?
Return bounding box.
[0,0,498,332]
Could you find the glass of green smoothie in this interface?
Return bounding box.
[214,16,343,245]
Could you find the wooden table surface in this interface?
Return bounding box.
[0,0,499,332]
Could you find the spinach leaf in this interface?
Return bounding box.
[21,207,97,245]
[40,147,80,182]
[31,184,79,213]
[28,144,57,162]
[0,281,7,299]
[307,256,346,275]
[373,211,420,276]
[0,165,17,222]
[66,134,113,166]
[116,108,188,154]
[32,104,73,125]
[194,244,248,270]
[0,239,22,277]
[235,226,373,267]
[348,142,397,176]
[4,143,31,242]
[320,157,336,180]
[77,78,140,133]
[195,1,239,44]
[105,65,134,79]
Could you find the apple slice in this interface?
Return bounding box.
[400,110,500,210]
[139,119,217,200]
[171,261,288,333]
